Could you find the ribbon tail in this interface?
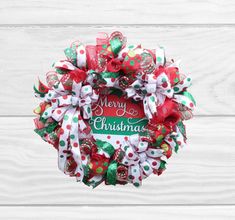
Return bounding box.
[82,103,92,119]
[57,107,76,175]
[143,94,157,119]
[70,110,84,181]
[173,91,196,110]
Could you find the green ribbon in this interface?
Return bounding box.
[83,175,104,189]
[110,38,122,55]
[64,46,77,66]
[100,71,120,78]
[154,134,165,146]
[177,120,186,137]
[106,161,118,185]
[160,160,167,170]
[170,135,179,153]
[96,72,120,85]
[96,139,115,157]
[34,121,58,138]
[179,91,196,106]
[109,88,123,97]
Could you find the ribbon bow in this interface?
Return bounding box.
[120,134,164,187]
[40,80,98,180]
[124,79,144,101]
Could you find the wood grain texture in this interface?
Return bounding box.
[1,0,234,218]
[0,117,234,204]
[0,206,235,220]
[1,0,235,24]
[1,26,235,116]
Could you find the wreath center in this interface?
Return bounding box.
[90,90,148,148]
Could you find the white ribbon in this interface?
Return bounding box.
[121,134,163,186]
[40,81,99,180]
[143,72,173,119]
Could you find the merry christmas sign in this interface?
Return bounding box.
[90,93,148,148]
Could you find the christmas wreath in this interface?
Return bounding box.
[33,31,195,188]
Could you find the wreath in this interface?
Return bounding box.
[33,31,195,188]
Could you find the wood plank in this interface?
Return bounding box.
[1,0,235,24]
[0,116,234,204]
[0,206,235,220]
[0,26,235,116]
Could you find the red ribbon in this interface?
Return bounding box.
[69,68,87,83]
[107,58,122,72]
[86,45,98,71]
[148,98,181,137]
[154,66,180,86]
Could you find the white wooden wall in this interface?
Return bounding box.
[0,0,235,219]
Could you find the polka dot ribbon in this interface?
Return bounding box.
[124,72,194,119]
[63,40,87,69]
[172,75,196,110]
[40,80,98,179]
[125,78,144,101]
[143,72,173,119]
[121,134,163,187]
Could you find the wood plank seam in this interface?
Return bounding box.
[0,204,235,207]
[1,24,235,27]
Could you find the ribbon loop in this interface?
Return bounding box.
[71,96,80,106]
[119,134,163,187]
[37,78,99,178]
